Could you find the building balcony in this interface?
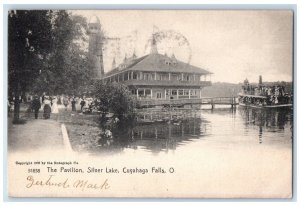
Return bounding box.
[121,79,212,88]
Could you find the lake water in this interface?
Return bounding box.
[82,106,292,197]
[91,107,293,156]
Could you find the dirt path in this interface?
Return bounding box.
[7,103,91,153]
[8,116,64,153]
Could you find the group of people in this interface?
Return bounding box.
[30,94,94,119]
[63,96,92,113]
[241,80,292,105]
[31,94,61,119]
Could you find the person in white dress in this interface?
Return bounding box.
[51,96,59,114]
[43,96,52,119]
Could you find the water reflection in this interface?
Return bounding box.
[238,107,293,144]
[131,118,209,153]
[89,117,210,155]
[87,107,292,155]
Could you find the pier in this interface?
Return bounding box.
[137,97,238,109]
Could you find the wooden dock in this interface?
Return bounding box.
[137,97,238,109]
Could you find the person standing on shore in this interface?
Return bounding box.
[43,96,52,119]
[51,96,59,114]
[71,97,76,112]
[80,98,86,112]
[31,95,41,119]
[63,96,69,111]
[41,92,46,104]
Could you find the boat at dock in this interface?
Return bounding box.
[239,95,293,109]
[238,76,292,109]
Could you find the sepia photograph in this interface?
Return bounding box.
[7,9,293,198]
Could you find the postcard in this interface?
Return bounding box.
[7,10,293,198]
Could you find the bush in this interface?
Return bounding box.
[92,81,137,122]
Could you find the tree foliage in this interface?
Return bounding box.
[92,81,137,121]
[8,10,52,94]
[30,11,91,95]
[8,10,54,122]
[8,10,91,121]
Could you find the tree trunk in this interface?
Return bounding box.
[13,81,20,123]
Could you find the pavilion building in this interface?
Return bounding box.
[102,38,212,101]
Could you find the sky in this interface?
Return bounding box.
[72,10,293,83]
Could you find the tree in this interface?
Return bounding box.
[8,10,53,122]
[8,10,91,123]
[30,11,91,95]
[92,81,138,122]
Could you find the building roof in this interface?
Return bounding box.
[105,53,212,77]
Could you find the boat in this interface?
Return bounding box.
[239,103,292,109]
[238,93,292,109]
[238,76,292,109]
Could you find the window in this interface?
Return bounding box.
[145,89,151,97]
[172,90,177,96]
[133,72,137,79]
[132,90,137,95]
[165,60,171,65]
[156,73,161,80]
[124,72,128,81]
[152,73,155,80]
[157,92,162,99]
[166,89,170,96]
[158,73,169,81]
[138,90,144,97]
[171,74,179,81]
[178,90,184,95]
[184,90,189,96]
[165,74,169,80]
[190,89,195,95]
[143,73,152,81]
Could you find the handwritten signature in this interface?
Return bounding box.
[26,175,110,191]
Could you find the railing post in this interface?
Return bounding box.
[211,98,215,110]
[165,89,167,100]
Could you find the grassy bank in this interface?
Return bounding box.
[57,109,103,152]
